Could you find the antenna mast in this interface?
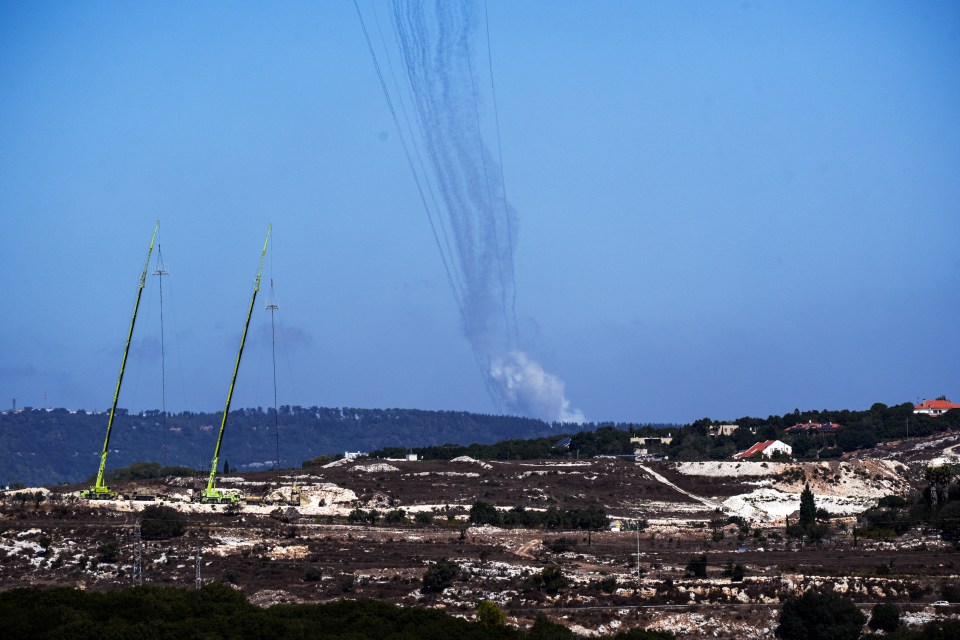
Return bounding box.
[201,225,271,503]
[83,221,159,500]
[153,246,169,467]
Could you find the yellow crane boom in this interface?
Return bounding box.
[83,221,159,500]
[201,225,271,504]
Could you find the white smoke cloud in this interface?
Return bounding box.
[489,350,585,424]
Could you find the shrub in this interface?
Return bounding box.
[414,511,434,525]
[140,505,185,540]
[597,575,617,593]
[422,558,459,593]
[384,509,406,525]
[98,542,119,563]
[348,508,367,523]
[528,566,569,595]
[868,602,899,632]
[547,537,577,554]
[685,555,708,578]
[528,616,576,639]
[723,563,746,582]
[475,600,505,626]
[777,592,866,640]
[469,501,501,526]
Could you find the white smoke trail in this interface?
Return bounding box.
[359,0,584,422]
[489,351,585,424]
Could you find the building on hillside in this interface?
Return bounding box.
[733,439,792,460]
[709,424,740,437]
[631,434,672,460]
[914,398,960,417]
[785,421,841,434]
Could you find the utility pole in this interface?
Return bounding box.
[132,520,143,586]
[195,546,202,589]
[636,519,641,581]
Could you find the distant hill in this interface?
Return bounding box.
[0,406,613,486]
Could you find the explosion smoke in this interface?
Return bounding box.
[357,0,583,423]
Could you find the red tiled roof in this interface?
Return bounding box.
[915,399,960,411]
[786,421,841,432]
[734,440,775,459]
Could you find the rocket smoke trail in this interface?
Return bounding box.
[356,0,584,423]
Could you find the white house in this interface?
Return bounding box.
[733,440,792,460]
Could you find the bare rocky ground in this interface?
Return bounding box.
[2,433,959,638]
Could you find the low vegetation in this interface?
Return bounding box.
[1,584,679,639]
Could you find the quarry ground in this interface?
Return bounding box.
[2,431,959,638]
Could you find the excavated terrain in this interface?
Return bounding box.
[2,435,959,638]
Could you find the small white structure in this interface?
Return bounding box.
[733,440,792,460]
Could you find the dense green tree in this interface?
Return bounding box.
[97,542,119,563]
[470,501,502,526]
[528,566,569,595]
[384,509,406,525]
[799,484,817,529]
[414,511,434,525]
[934,501,960,537]
[527,616,576,640]
[140,504,186,540]
[476,600,506,627]
[868,602,899,632]
[685,555,708,578]
[777,592,866,640]
[422,558,460,594]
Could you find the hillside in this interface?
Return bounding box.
[0,406,567,486]
[1,430,958,638]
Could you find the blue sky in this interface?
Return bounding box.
[1,1,957,425]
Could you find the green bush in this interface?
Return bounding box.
[528,566,569,595]
[384,509,406,525]
[140,505,185,540]
[547,537,577,554]
[723,563,746,582]
[777,592,866,640]
[868,602,899,632]
[422,558,459,594]
[685,555,707,578]
[97,542,119,563]
[475,600,505,627]
[469,501,501,526]
[527,616,576,639]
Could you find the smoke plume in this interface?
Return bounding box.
[359,0,584,422]
[489,351,585,424]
